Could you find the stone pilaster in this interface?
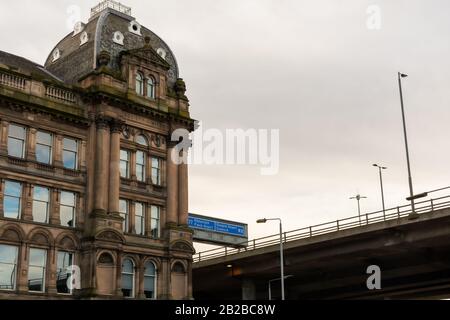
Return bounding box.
[166,142,178,226]
[49,189,61,226]
[93,116,110,214]
[0,179,4,218]
[22,183,34,221]
[47,246,57,294]
[26,128,37,161]
[0,120,9,156]
[54,134,63,167]
[178,151,189,226]
[108,120,123,215]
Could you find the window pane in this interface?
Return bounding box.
[135,203,144,235]
[63,138,77,152]
[4,196,20,219]
[36,145,51,164]
[28,248,46,292]
[0,245,18,290]
[151,206,160,238]
[120,150,129,161]
[33,187,49,223]
[121,259,134,298]
[119,200,128,232]
[9,125,25,139]
[5,181,21,197]
[144,261,156,299]
[34,187,49,201]
[37,132,52,145]
[60,206,75,227]
[4,181,21,219]
[61,191,75,206]
[8,138,24,158]
[136,135,147,146]
[136,151,145,164]
[63,150,76,170]
[57,251,73,294]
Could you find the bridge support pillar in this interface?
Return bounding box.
[242,279,256,300]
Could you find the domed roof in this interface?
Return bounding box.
[44,1,179,86]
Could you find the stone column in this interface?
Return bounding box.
[129,201,136,234]
[166,143,178,226]
[80,140,87,171]
[93,117,110,214]
[0,120,9,155]
[178,151,189,226]
[108,120,122,215]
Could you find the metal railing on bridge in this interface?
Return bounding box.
[194,194,450,263]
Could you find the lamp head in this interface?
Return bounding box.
[256,219,267,224]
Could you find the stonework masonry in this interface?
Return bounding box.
[0,3,195,300]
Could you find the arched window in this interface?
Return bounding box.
[121,258,135,298]
[144,261,157,299]
[136,135,148,146]
[135,73,143,95]
[146,77,155,99]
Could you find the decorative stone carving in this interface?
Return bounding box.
[97,50,111,67]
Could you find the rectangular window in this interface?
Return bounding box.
[63,138,78,170]
[32,186,50,223]
[3,180,22,219]
[56,251,73,294]
[119,199,129,233]
[8,124,26,158]
[28,248,47,292]
[151,158,161,185]
[135,202,145,236]
[136,151,146,182]
[36,131,53,165]
[60,191,76,228]
[151,205,161,239]
[0,245,18,291]
[120,150,130,178]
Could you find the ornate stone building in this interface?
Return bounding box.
[0,1,195,299]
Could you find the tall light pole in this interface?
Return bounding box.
[257,218,285,300]
[398,72,419,219]
[373,164,387,217]
[350,194,367,223]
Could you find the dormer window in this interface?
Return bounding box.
[147,77,155,99]
[136,73,144,95]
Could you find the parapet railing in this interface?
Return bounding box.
[0,71,26,90]
[45,85,76,104]
[194,194,450,263]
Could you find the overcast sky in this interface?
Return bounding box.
[1,0,450,251]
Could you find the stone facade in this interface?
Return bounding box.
[0,2,195,300]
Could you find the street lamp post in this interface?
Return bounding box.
[373,164,387,218]
[257,218,285,300]
[398,72,419,219]
[350,194,367,224]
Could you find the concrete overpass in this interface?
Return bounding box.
[193,195,450,300]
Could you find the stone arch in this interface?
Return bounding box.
[170,259,188,300]
[169,240,195,254]
[142,257,161,272]
[0,223,25,243]
[55,232,79,251]
[95,229,125,244]
[27,227,54,246]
